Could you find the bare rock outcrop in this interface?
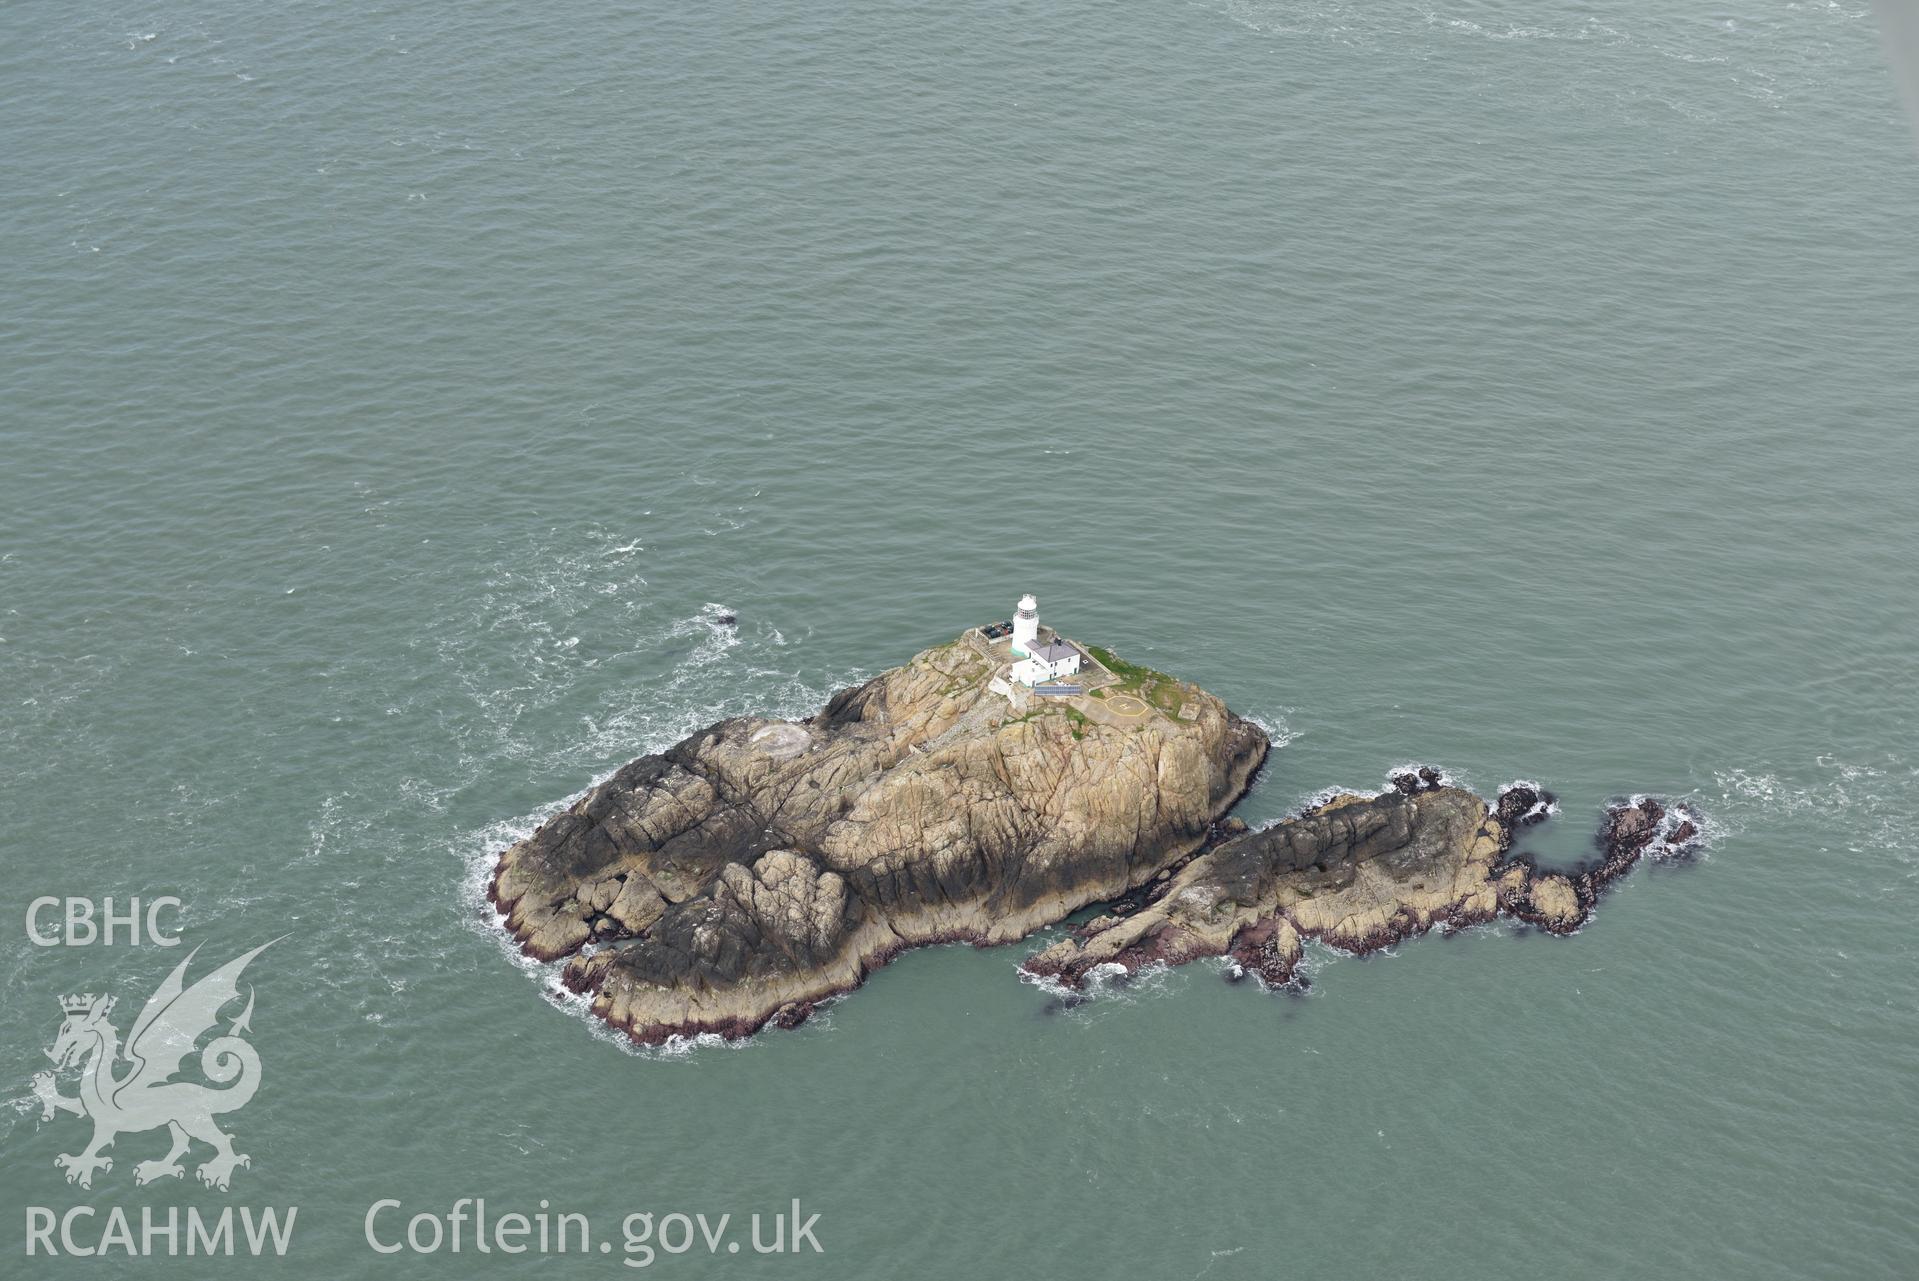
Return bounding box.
[1023,782,1702,990]
[489,636,1270,1043]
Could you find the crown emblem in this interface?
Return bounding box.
[59,993,110,1017]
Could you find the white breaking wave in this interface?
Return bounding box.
[434,560,862,1058]
[454,789,766,1061]
[1245,709,1302,751]
[1497,779,1560,824]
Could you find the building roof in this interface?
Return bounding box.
[1027,640,1078,662]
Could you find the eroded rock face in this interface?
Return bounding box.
[490,637,1270,1044]
[1023,786,1700,991]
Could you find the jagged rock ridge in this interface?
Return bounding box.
[1024,777,1703,991]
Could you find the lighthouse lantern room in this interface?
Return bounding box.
[1010,594,1040,657]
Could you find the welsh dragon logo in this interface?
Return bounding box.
[31,941,275,1191]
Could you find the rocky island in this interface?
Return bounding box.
[489,599,1699,1045]
[491,604,1268,1043]
[1024,774,1699,991]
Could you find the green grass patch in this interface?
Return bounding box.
[1086,644,1161,685]
[1086,644,1184,719]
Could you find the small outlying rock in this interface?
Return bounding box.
[1390,765,1448,795]
[1495,781,1557,829]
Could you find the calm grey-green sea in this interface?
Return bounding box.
[4,2,1918,1277]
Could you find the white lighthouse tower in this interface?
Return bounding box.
[1010,593,1040,657]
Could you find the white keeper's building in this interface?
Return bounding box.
[1007,594,1083,685]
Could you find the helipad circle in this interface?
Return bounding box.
[1104,694,1148,718]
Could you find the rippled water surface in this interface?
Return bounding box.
[4,2,1917,1277]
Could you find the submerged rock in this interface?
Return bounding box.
[490,634,1269,1044]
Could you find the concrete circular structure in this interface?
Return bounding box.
[1103,694,1149,719]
